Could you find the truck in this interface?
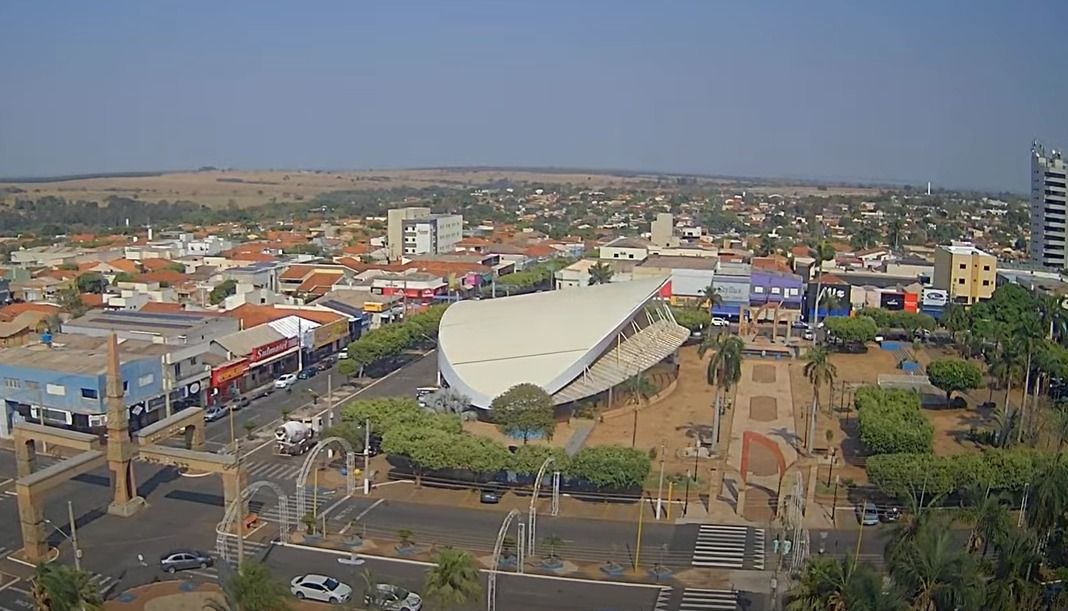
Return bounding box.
[274,417,322,456]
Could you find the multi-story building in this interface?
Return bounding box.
[933,242,996,305]
[386,207,463,261]
[1031,141,1068,268]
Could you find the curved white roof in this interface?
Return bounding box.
[438,277,669,408]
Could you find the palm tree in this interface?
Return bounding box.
[32,562,103,611]
[785,555,904,611]
[205,561,291,611]
[701,284,722,311]
[1038,293,1068,344]
[1014,316,1044,443]
[803,346,837,414]
[887,519,983,611]
[625,371,657,447]
[960,484,1010,556]
[886,216,905,251]
[424,547,482,611]
[984,529,1041,609]
[587,262,614,286]
[1025,455,1068,541]
[988,341,1021,413]
[809,241,836,328]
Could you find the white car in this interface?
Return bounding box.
[290,574,352,604]
[710,317,730,327]
[274,373,298,389]
[366,583,423,611]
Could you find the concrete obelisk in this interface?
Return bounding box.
[105,333,145,517]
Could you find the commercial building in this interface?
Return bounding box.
[0,334,169,437]
[437,277,686,410]
[386,207,463,261]
[933,243,997,305]
[650,213,679,248]
[633,255,717,305]
[1030,142,1068,268]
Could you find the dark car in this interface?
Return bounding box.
[480,484,503,504]
[297,368,317,380]
[160,549,213,573]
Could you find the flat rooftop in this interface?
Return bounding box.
[0,334,166,375]
[64,310,224,336]
[639,255,719,271]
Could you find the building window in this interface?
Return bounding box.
[613,253,619,258]
[81,388,98,399]
[771,287,782,295]
[983,265,990,271]
[959,263,966,270]
[958,278,966,285]
[982,280,990,286]
[4,378,19,389]
[754,286,765,294]
[24,381,39,390]
[45,384,66,396]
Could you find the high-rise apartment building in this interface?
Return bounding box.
[1030,141,1068,268]
[386,207,463,261]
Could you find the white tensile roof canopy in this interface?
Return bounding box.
[437,277,677,409]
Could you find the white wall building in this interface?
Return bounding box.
[386,207,463,260]
[1031,141,1068,268]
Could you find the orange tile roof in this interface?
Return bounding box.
[342,244,371,255]
[296,272,344,295]
[141,258,179,271]
[224,304,288,329]
[229,251,277,263]
[523,244,556,258]
[0,302,60,322]
[80,293,105,308]
[821,273,847,285]
[139,302,185,314]
[278,309,344,324]
[107,259,141,274]
[790,245,812,257]
[280,265,320,280]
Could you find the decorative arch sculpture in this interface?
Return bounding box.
[295,437,356,510]
[735,430,789,518]
[215,480,289,563]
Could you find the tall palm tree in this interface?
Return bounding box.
[809,241,836,329]
[785,555,904,611]
[587,262,614,286]
[960,484,1010,556]
[205,561,291,611]
[701,284,722,312]
[1014,316,1044,443]
[988,341,1021,413]
[626,371,657,448]
[803,346,837,414]
[424,547,482,611]
[1038,293,1068,344]
[1025,455,1068,541]
[886,215,905,251]
[887,519,984,611]
[32,562,103,611]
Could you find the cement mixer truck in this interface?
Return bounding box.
[274,417,321,456]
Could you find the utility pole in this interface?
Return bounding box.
[67,501,81,571]
[326,374,333,429]
[655,445,665,520]
[363,418,371,495]
[163,359,173,419]
[297,317,303,372]
[234,436,244,568]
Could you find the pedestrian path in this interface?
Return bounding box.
[246,460,304,482]
[678,588,739,610]
[88,571,120,599]
[654,587,672,611]
[691,524,749,568]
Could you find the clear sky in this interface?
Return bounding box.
[1,1,1065,192]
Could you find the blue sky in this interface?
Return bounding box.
[1,1,1065,192]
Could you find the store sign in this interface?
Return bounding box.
[250,337,297,363]
[880,292,905,311]
[922,289,948,307]
[313,320,349,349]
[211,359,248,387]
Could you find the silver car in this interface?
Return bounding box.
[859,502,880,526]
[159,549,213,573]
[367,583,423,611]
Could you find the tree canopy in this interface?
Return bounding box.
[824,315,878,344]
[491,383,556,443]
[926,358,982,404]
[209,279,237,305]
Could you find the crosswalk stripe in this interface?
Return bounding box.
[654,587,672,611]
[692,525,749,568]
[678,588,738,610]
[752,528,766,570]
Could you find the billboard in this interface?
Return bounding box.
[880,292,905,311]
[922,288,948,308]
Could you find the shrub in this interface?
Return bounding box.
[866,448,1042,499]
[855,387,933,455]
[824,316,878,344]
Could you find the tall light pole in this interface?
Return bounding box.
[44,501,82,571]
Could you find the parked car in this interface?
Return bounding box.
[365,583,422,611]
[204,405,228,422]
[160,549,213,573]
[275,373,298,389]
[297,368,318,380]
[859,502,880,526]
[338,349,349,360]
[710,316,730,327]
[480,484,503,504]
[290,574,353,604]
[802,330,814,341]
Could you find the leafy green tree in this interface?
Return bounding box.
[31,562,103,611]
[569,446,651,489]
[206,560,292,611]
[587,261,614,286]
[381,426,457,486]
[669,306,710,332]
[337,357,358,379]
[112,271,137,284]
[803,346,837,413]
[423,547,481,611]
[886,215,905,251]
[75,272,107,294]
[321,420,367,453]
[855,387,933,455]
[491,383,555,444]
[56,285,86,316]
[925,358,982,404]
[824,316,877,344]
[210,279,238,305]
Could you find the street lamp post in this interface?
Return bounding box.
[831,476,840,526]
[44,500,82,570]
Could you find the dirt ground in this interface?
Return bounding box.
[585,346,714,480]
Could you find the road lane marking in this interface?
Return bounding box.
[352,499,385,523]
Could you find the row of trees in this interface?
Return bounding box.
[495,258,574,290]
[338,397,651,490]
[855,308,936,332]
[338,306,447,377]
